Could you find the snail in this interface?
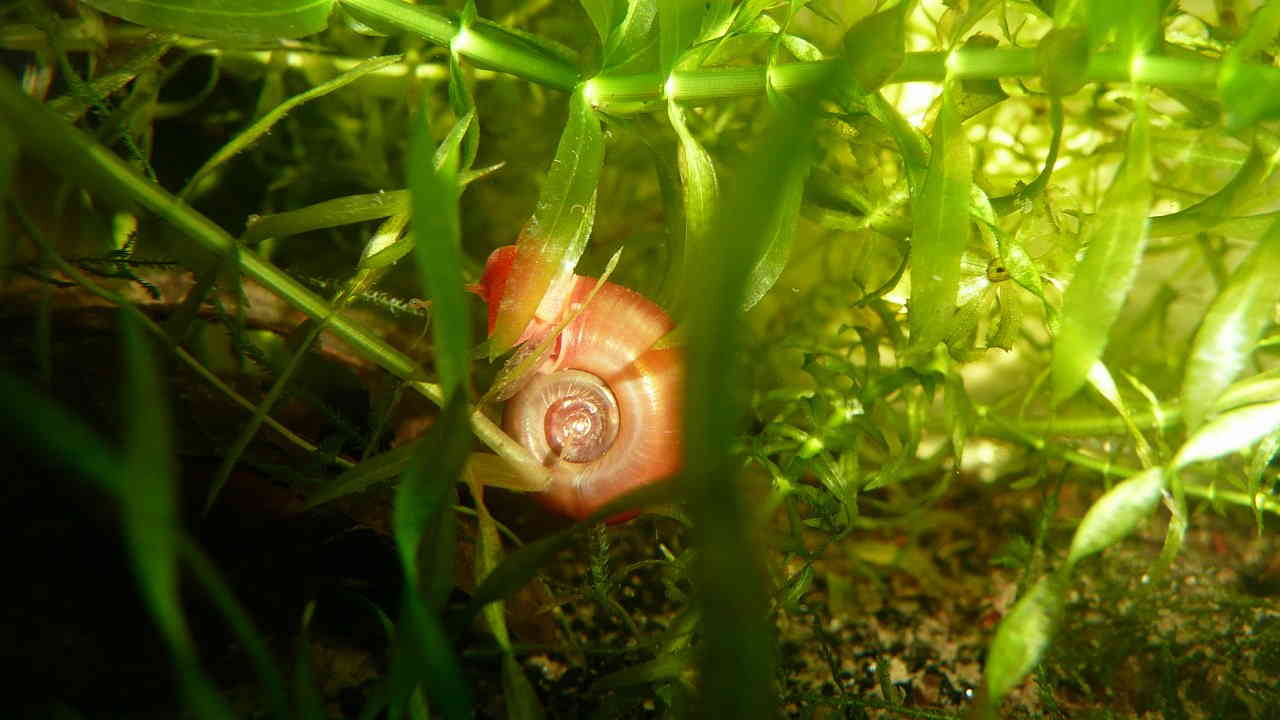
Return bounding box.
[472,245,683,520]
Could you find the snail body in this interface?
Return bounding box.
[476,246,682,520]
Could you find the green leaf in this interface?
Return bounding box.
[907,85,972,359]
[740,146,807,311]
[1217,369,1280,414]
[485,249,623,403]
[982,573,1066,708]
[603,0,658,70]
[467,526,581,616]
[1066,467,1165,567]
[1181,217,1280,430]
[1084,0,1166,57]
[683,66,837,720]
[82,0,333,40]
[1222,63,1280,130]
[1052,96,1151,403]
[1152,144,1271,233]
[449,25,479,171]
[119,311,183,650]
[952,35,1008,120]
[1247,430,1280,530]
[241,190,410,244]
[1174,399,1280,469]
[658,0,707,75]
[119,313,237,718]
[390,396,473,719]
[1086,361,1155,467]
[503,654,547,720]
[665,101,719,311]
[579,0,621,45]
[593,650,695,690]
[304,440,417,509]
[841,0,912,93]
[489,87,604,355]
[410,106,472,399]
[181,54,403,200]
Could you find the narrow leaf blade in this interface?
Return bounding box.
[1181,218,1280,430]
[1066,467,1165,567]
[82,0,333,40]
[489,88,604,355]
[1174,399,1280,469]
[1052,98,1151,403]
[908,86,972,359]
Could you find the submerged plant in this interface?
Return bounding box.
[3,0,1280,717]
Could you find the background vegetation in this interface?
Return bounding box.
[2,0,1279,717]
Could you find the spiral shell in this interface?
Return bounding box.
[478,247,682,520]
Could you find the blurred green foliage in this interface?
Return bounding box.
[3,0,1280,718]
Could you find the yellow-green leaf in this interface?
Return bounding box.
[1052,97,1151,403]
[1181,217,1280,430]
[907,85,972,359]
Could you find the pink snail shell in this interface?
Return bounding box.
[475,246,682,520]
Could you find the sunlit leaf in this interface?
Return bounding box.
[1221,3,1280,127]
[82,0,333,40]
[953,36,1008,120]
[657,0,707,74]
[841,0,911,93]
[410,107,472,398]
[982,573,1066,708]
[1087,361,1155,467]
[489,88,603,356]
[907,85,972,359]
[1181,217,1280,430]
[1156,145,1271,232]
[1084,0,1165,57]
[1174,399,1280,469]
[449,13,479,171]
[1052,95,1151,403]
[241,190,410,244]
[664,101,719,311]
[579,0,621,45]
[1066,467,1165,567]
[1247,430,1280,530]
[603,0,657,69]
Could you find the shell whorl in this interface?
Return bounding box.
[506,369,620,465]
[480,247,682,520]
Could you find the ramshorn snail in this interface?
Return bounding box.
[473,246,682,519]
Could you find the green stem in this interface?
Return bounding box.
[338,0,580,90]
[591,48,1237,112]
[979,415,1280,516]
[0,66,551,493]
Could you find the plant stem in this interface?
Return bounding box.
[326,4,1268,114]
[0,66,552,493]
[592,48,1226,110]
[338,0,580,90]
